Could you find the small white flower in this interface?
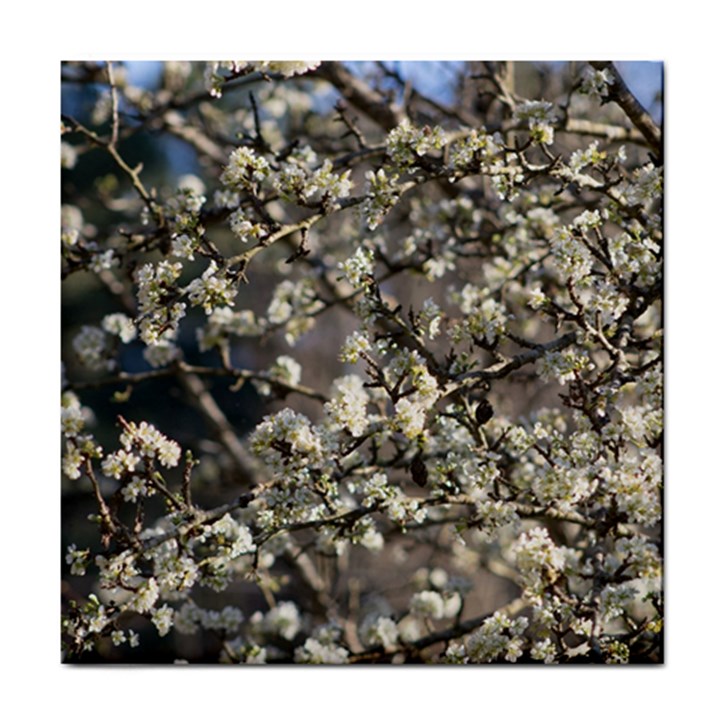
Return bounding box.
[410,590,445,620]
[102,313,137,343]
[151,604,174,637]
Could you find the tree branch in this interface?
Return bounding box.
[176,369,265,485]
[589,61,661,159]
[455,331,577,386]
[313,62,407,132]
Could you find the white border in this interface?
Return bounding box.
[4,2,717,716]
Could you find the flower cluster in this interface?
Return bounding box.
[410,590,462,620]
[118,420,182,469]
[387,350,441,440]
[248,601,302,643]
[228,208,268,244]
[513,100,556,144]
[295,636,349,664]
[600,449,662,526]
[338,245,375,289]
[567,140,608,179]
[359,615,399,650]
[220,146,271,190]
[448,129,503,172]
[339,329,373,365]
[386,119,447,169]
[101,313,137,343]
[463,612,529,663]
[324,374,370,437]
[362,169,401,230]
[274,157,352,208]
[251,407,329,475]
[65,544,91,576]
[185,261,238,315]
[449,285,509,347]
[165,176,206,241]
[135,260,186,346]
[579,65,614,101]
[264,277,324,345]
[537,347,594,385]
[72,325,113,371]
[62,392,102,480]
[513,527,568,595]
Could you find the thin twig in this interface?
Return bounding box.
[314,62,407,132]
[176,369,265,484]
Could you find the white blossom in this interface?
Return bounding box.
[220,146,270,189]
[338,246,375,289]
[102,313,137,343]
[73,326,111,371]
[324,374,370,437]
[151,604,174,636]
[295,637,349,664]
[579,65,614,101]
[185,261,237,315]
